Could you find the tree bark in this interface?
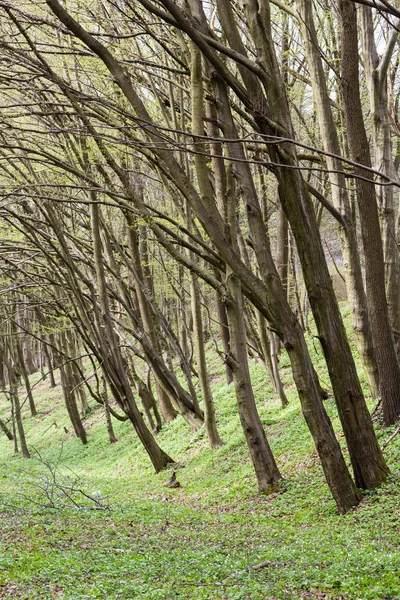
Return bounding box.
[242,0,388,488]
[340,0,400,427]
[296,0,379,397]
[360,7,400,354]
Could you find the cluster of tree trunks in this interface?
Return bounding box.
[0,0,398,513]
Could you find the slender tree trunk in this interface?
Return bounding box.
[66,329,88,417]
[256,310,288,407]
[9,374,30,458]
[91,199,174,471]
[125,213,178,422]
[14,306,37,416]
[16,340,36,417]
[215,288,233,385]
[276,208,289,297]
[102,376,117,443]
[226,270,282,492]
[204,69,234,387]
[270,333,288,408]
[57,341,88,445]
[296,0,379,397]
[129,357,162,433]
[10,394,18,455]
[0,417,13,441]
[43,338,56,388]
[190,271,223,448]
[0,357,5,390]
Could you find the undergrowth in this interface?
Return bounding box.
[0,308,399,599]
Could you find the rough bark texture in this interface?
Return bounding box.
[243,0,388,488]
[360,8,400,354]
[340,0,400,427]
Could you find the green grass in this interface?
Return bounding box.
[0,310,400,599]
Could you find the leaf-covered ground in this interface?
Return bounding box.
[1,309,400,599]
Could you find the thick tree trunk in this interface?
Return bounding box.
[340,0,400,427]
[360,7,400,354]
[242,0,388,489]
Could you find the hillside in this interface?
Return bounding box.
[0,314,400,600]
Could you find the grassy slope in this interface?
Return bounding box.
[0,308,400,600]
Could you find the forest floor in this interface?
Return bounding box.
[0,307,400,600]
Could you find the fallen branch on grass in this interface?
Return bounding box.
[17,447,112,510]
[222,559,283,582]
[381,422,400,451]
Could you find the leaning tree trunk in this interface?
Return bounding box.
[190,43,224,448]
[225,269,282,493]
[44,0,362,510]
[242,0,388,489]
[125,214,178,423]
[101,218,202,429]
[91,198,174,471]
[204,75,234,386]
[0,417,13,441]
[208,65,368,505]
[191,40,280,486]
